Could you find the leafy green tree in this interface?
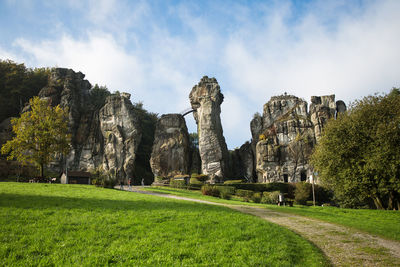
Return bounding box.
[1,97,70,178]
[311,88,400,209]
[131,102,158,185]
[0,59,50,122]
[90,84,111,109]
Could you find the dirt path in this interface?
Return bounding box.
[122,186,400,266]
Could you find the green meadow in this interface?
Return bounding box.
[0,183,328,266]
[145,186,400,241]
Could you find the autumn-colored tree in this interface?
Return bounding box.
[1,97,70,178]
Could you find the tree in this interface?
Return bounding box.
[1,97,70,178]
[90,84,110,109]
[311,88,400,209]
[0,59,50,122]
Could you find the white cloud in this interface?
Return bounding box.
[1,0,400,149]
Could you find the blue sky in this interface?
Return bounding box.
[1,0,399,149]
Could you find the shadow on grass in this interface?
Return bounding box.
[0,192,231,213]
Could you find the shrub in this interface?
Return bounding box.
[236,189,254,202]
[103,178,117,189]
[195,174,209,182]
[223,180,244,184]
[218,182,294,194]
[190,177,203,185]
[261,191,280,204]
[216,186,235,199]
[170,179,186,189]
[155,176,164,182]
[201,184,220,197]
[188,177,203,190]
[294,182,311,205]
[252,192,262,203]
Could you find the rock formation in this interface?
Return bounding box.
[35,68,143,181]
[251,94,346,183]
[150,114,190,178]
[189,76,229,182]
[0,65,350,185]
[309,95,336,139]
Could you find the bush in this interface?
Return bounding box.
[223,180,244,185]
[191,173,209,182]
[236,189,254,202]
[188,177,203,190]
[252,192,262,203]
[261,191,280,204]
[170,179,186,189]
[216,186,235,199]
[190,177,203,185]
[103,178,117,189]
[294,182,311,205]
[217,182,294,194]
[201,185,220,197]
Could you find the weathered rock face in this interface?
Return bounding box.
[189,76,229,182]
[309,95,336,139]
[98,94,142,178]
[38,68,143,180]
[150,114,190,178]
[253,94,345,183]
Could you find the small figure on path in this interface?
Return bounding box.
[128,178,132,191]
[278,193,285,206]
[120,180,124,190]
[141,178,144,187]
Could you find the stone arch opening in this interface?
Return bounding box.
[283,174,288,183]
[300,170,307,182]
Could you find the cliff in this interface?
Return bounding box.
[249,93,346,183]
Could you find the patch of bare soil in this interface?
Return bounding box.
[128,187,400,266]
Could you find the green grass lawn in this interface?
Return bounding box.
[144,186,400,242]
[0,183,329,266]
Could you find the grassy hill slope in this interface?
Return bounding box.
[0,183,329,266]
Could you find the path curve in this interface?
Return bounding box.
[122,186,400,266]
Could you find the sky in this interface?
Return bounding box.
[1,0,399,149]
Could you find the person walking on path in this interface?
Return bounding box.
[141,178,144,187]
[128,178,132,191]
[120,180,124,190]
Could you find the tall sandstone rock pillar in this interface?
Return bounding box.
[189,76,229,182]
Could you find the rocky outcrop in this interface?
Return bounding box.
[253,94,345,183]
[309,95,336,139]
[37,68,143,181]
[150,114,190,178]
[189,76,229,182]
[98,93,142,178]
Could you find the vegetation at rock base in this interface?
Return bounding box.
[1,97,70,178]
[294,182,311,205]
[0,60,50,123]
[145,186,400,241]
[311,88,400,209]
[0,183,328,266]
